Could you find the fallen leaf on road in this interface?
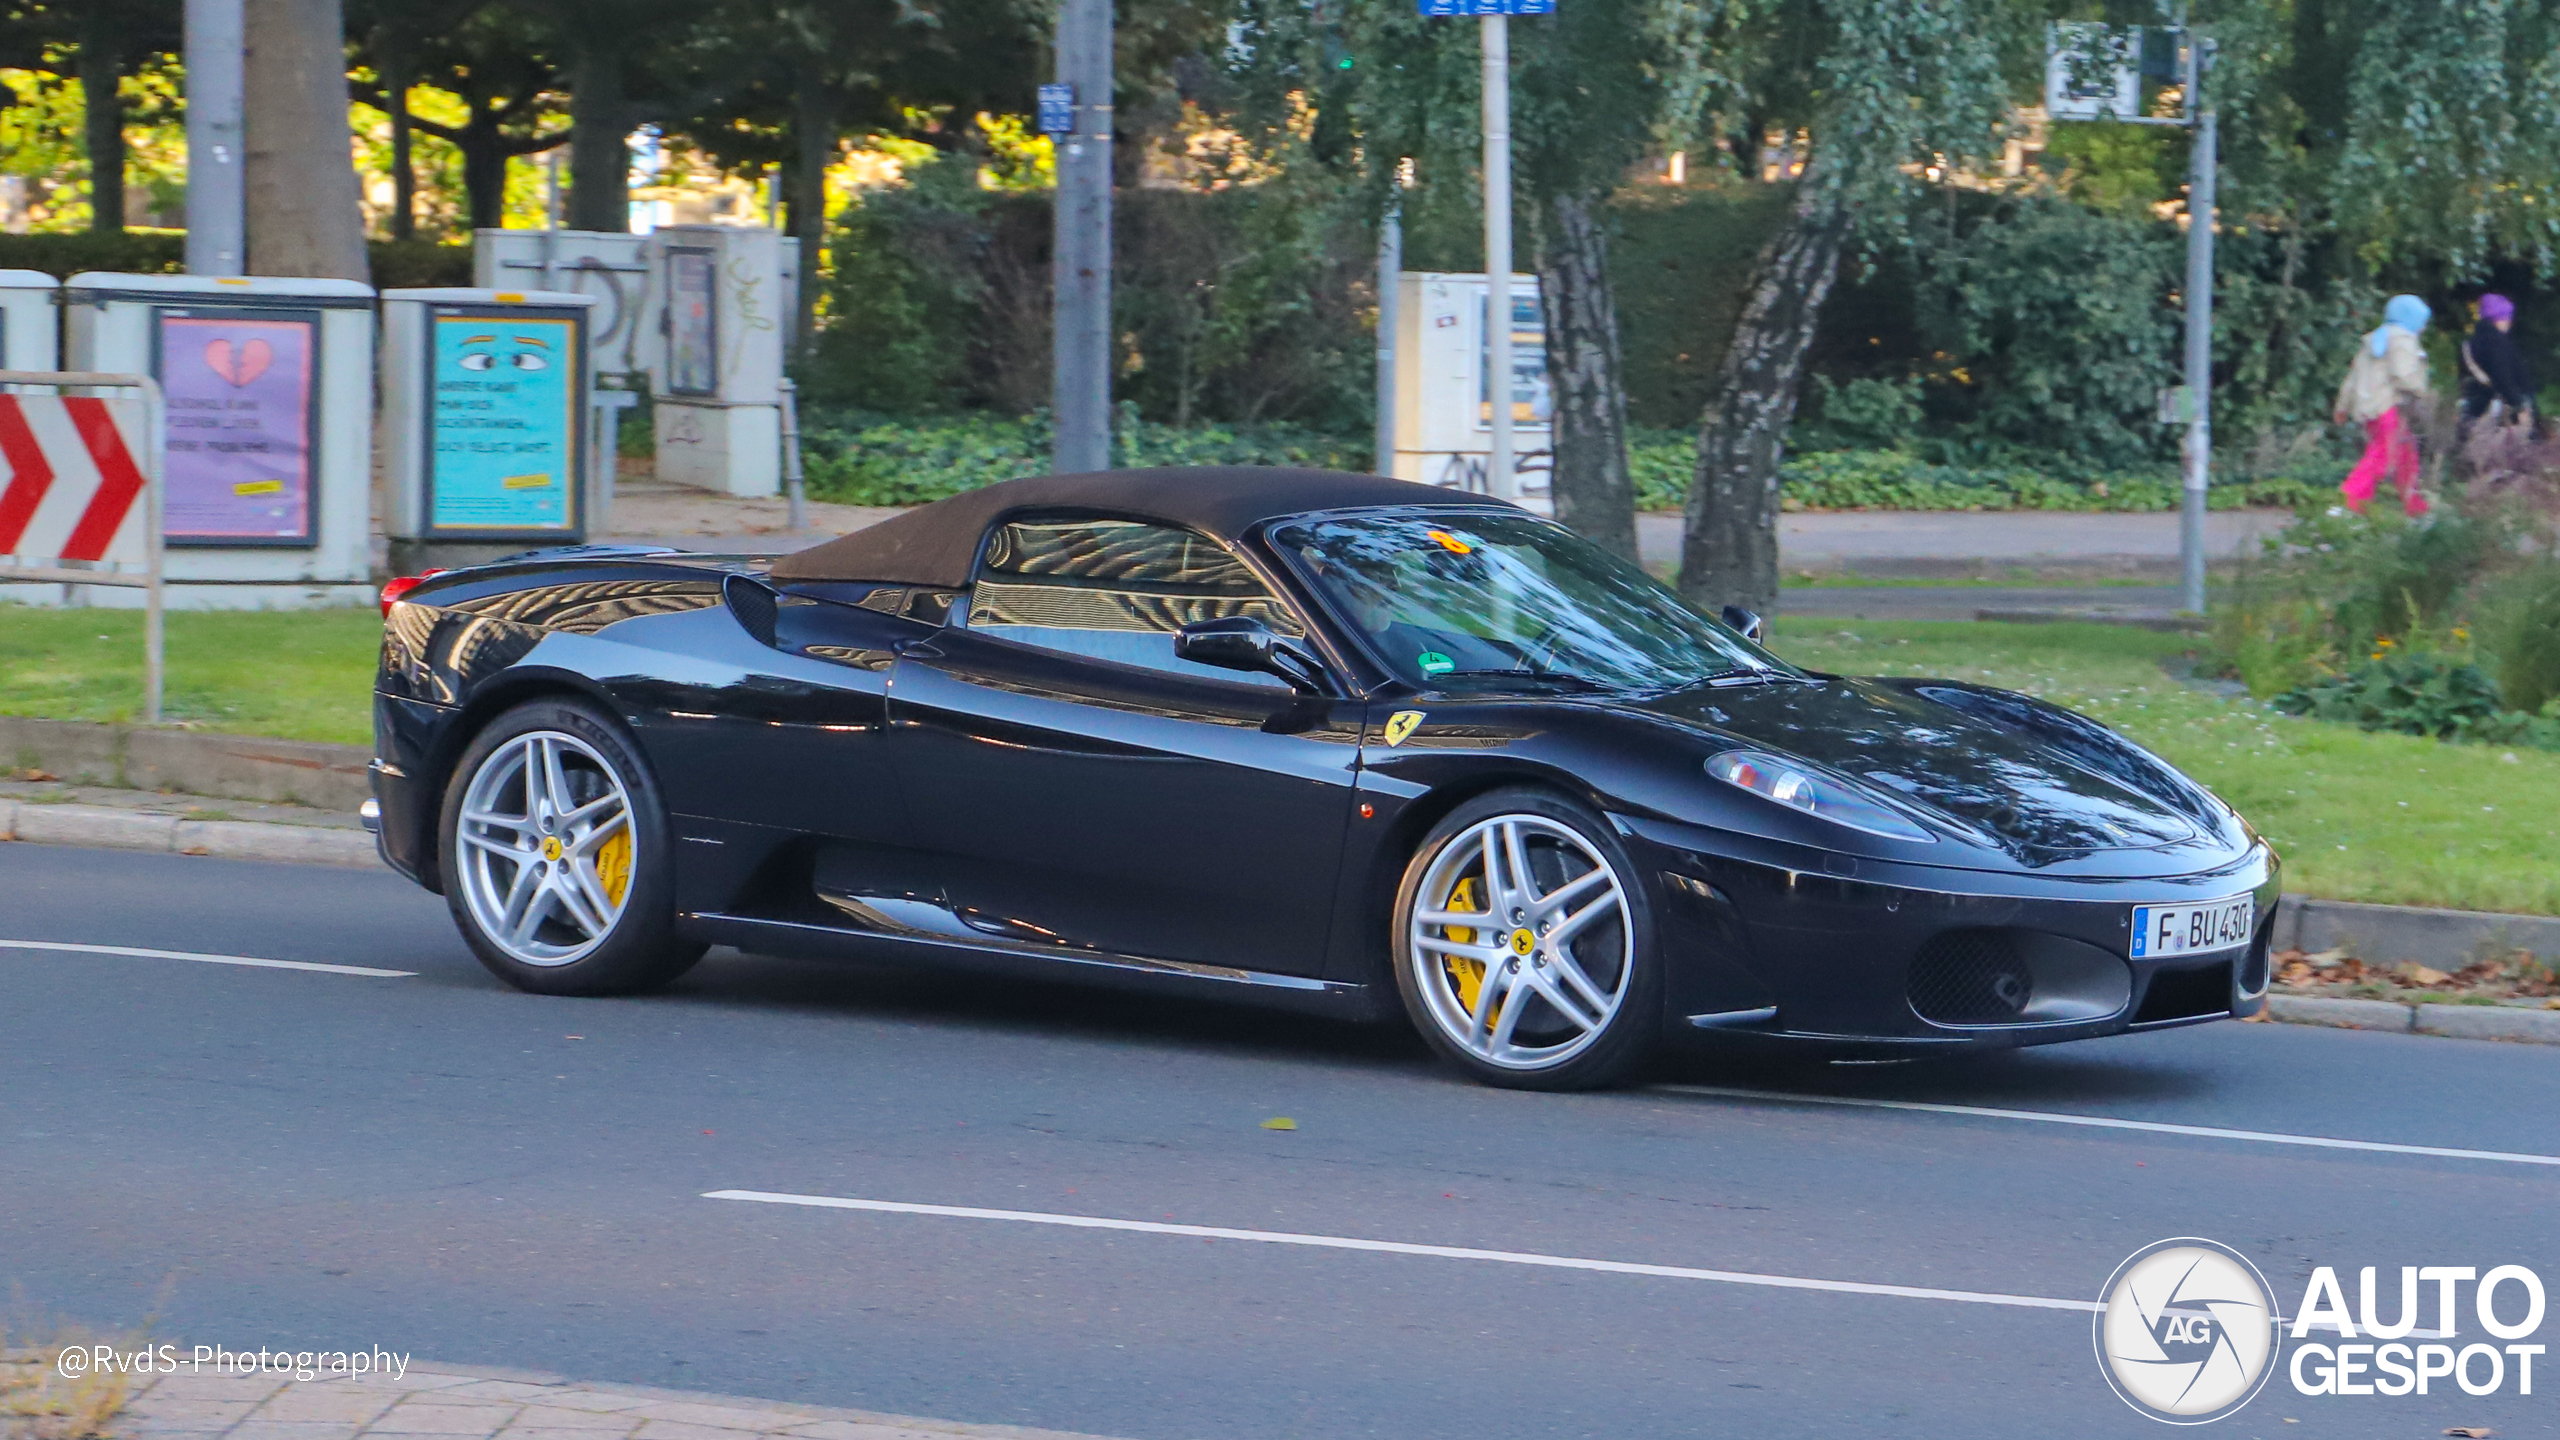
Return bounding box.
[1261,1117,1298,1131]
[2405,964,2451,986]
[2304,948,2350,969]
[2443,1427,2495,1437]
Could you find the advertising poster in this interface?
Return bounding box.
[1478,287,1552,430]
[665,248,718,396]
[427,311,581,533]
[158,310,318,544]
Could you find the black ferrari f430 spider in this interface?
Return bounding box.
[369,468,2277,1088]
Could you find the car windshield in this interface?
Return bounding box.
[1271,509,1793,693]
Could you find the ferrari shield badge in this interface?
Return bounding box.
[1382,710,1425,747]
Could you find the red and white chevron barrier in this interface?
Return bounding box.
[0,371,167,721]
[0,391,151,567]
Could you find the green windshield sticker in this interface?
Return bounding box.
[1417,650,1454,676]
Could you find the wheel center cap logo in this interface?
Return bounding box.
[2095,1238,2281,1423]
[541,836,564,862]
[1509,928,1534,956]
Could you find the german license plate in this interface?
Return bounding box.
[2130,896,2255,959]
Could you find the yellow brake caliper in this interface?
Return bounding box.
[595,830,633,909]
[1441,876,1488,1012]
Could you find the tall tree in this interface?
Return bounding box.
[1229,0,1739,559]
[349,0,567,233]
[501,0,737,232]
[0,0,179,233]
[348,0,490,238]
[1675,0,2014,618]
[244,0,369,277]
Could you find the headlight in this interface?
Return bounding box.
[1706,750,1934,843]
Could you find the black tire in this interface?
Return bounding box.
[437,697,704,997]
[1390,786,1663,1090]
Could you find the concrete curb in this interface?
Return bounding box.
[1,715,372,810]
[2272,893,2560,967]
[0,800,380,868]
[2266,993,2560,1045]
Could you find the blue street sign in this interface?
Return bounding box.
[1037,84,1076,136]
[1417,0,1553,13]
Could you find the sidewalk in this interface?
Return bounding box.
[105,1355,1122,1440]
[599,479,2293,584]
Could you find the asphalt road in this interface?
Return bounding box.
[6,841,2556,1440]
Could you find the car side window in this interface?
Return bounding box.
[967,517,1305,686]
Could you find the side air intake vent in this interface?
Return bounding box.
[724,574,779,647]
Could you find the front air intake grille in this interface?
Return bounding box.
[2134,959,2234,1024]
[1908,930,2037,1025]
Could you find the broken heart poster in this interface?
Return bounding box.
[157,310,318,543]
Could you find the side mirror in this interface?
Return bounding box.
[1720,605,1767,645]
[1175,616,1324,693]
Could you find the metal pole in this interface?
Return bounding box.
[1481,14,1515,501]
[2179,50,2215,615]
[1052,0,1115,474]
[182,0,245,276]
[780,377,807,534]
[1375,200,1401,478]
[541,153,563,290]
[142,378,165,724]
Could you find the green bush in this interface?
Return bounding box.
[2477,562,2560,718]
[0,233,471,289]
[1628,436,2327,515]
[2274,652,2560,750]
[2211,505,2519,696]
[799,405,1366,507]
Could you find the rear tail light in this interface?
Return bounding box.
[380,569,445,615]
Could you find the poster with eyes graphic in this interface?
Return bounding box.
[426,310,582,533]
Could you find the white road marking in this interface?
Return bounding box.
[1659,1084,2560,1168]
[0,939,415,978]
[703,1189,2100,1313]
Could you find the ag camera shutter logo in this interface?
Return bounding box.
[2096,1238,2282,1424]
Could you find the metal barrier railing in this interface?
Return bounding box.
[0,370,167,722]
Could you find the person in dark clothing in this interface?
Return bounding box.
[2461,293,2536,430]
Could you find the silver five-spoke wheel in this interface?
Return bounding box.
[454,730,637,967]
[1407,812,1633,1072]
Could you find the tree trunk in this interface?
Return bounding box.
[244,0,369,279]
[565,39,629,232]
[75,21,126,232]
[1676,175,1848,618]
[1535,188,1637,561]
[379,27,417,240]
[789,59,830,364]
[450,100,510,230]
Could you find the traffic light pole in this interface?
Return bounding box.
[183,0,245,276]
[2181,90,2222,604]
[1052,0,1114,475]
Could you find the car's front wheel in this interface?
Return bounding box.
[438,699,703,996]
[1391,788,1660,1090]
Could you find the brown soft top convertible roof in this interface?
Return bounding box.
[766,466,1516,587]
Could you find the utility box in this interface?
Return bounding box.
[646,224,787,498]
[64,272,376,608]
[378,287,595,574]
[1391,271,1551,511]
[472,229,658,379]
[0,270,59,370]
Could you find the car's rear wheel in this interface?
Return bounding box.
[1391,788,1660,1090]
[438,699,703,996]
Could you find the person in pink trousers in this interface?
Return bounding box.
[2332,294,2433,516]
